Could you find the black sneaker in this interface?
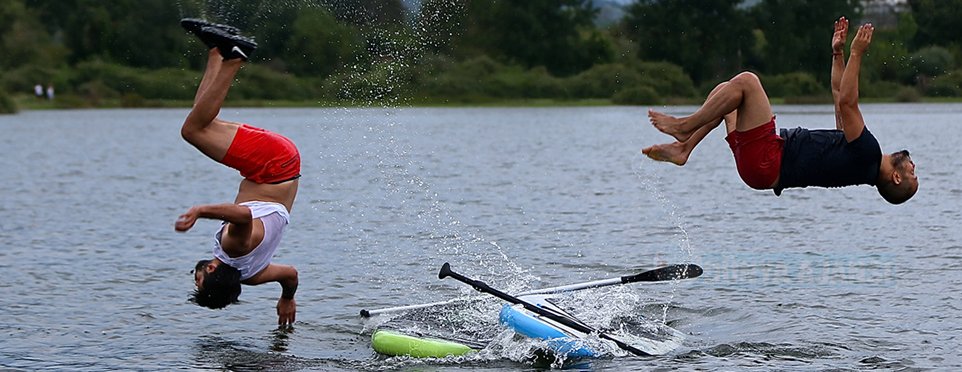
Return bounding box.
[199,26,257,61]
[180,18,241,48]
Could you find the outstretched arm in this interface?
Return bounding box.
[837,23,873,143]
[831,17,849,130]
[175,203,252,232]
[175,203,254,253]
[244,263,299,326]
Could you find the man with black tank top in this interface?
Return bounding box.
[642,17,918,205]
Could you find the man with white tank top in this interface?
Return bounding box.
[174,19,300,326]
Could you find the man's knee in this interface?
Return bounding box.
[181,116,219,143]
[728,72,765,95]
[732,72,761,87]
[181,123,203,144]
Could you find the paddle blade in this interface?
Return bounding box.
[438,262,452,279]
[623,264,702,283]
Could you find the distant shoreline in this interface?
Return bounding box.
[10,94,961,111]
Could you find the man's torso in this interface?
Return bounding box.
[213,201,291,280]
[775,127,882,195]
[236,178,298,212]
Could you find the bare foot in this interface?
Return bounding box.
[648,109,694,142]
[642,142,690,166]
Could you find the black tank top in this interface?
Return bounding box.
[774,127,881,196]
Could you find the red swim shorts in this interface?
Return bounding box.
[221,124,301,184]
[725,117,783,190]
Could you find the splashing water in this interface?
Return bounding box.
[633,156,696,324]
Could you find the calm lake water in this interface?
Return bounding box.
[0,104,959,370]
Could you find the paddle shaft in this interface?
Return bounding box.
[438,263,652,357]
[360,264,702,317]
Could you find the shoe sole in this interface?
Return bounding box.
[180,18,240,35]
[199,26,257,60]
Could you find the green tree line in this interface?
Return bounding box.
[1,0,961,113]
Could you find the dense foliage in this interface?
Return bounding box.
[0,0,959,110]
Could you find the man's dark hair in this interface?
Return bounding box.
[878,150,917,205]
[190,260,242,309]
[878,177,915,204]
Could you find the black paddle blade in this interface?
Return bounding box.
[438,262,452,279]
[624,264,703,283]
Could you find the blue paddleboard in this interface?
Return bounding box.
[498,295,596,358]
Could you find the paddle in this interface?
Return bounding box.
[360,263,702,317]
[438,262,652,357]
[519,263,702,296]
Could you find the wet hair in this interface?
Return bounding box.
[878,150,917,205]
[190,260,242,309]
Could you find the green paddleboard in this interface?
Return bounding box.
[371,329,476,358]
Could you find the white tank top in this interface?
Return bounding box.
[212,201,290,280]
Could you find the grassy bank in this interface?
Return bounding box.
[7,57,958,112]
[13,93,962,112]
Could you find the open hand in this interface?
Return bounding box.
[832,17,848,53]
[277,297,296,326]
[850,23,874,56]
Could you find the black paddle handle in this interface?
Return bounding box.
[439,263,516,303]
[438,263,652,357]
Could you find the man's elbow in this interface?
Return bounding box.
[287,266,299,283]
[236,206,254,223]
[280,266,298,299]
